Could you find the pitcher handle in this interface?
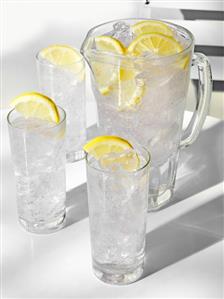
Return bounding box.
[180,53,212,148]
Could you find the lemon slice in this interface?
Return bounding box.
[100,150,140,172]
[127,33,183,56]
[132,20,173,37]
[40,45,85,80]
[83,135,132,158]
[117,68,145,110]
[10,92,60,123]
[83,135,139,171]
[90,60,117,95]
[91,36,125,95]
[95,36,125,53]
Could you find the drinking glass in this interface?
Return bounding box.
[86,146,150,284]
[36,47,86,163]
[7,106,66,233]
[81,19,212,210]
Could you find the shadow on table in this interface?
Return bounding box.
[143,195,224,278]
[65,183,88,227]
[87,123,99,140]
[63,124,99,228]
[164,122,224,209]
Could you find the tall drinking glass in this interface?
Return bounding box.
[86,146,150,284]
[36,47,86,163]
[7,107,66,233]
[81,19,212,210]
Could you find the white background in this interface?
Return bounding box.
[1,1,224,298]
[2,1,139,107]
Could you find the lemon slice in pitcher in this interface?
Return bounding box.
[91,36,125,95]
[10,92,60,123]
[117,68,145,110]
[127,33,183,56]
[132,20,173,37]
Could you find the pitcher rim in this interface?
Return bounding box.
[81,18,194,61]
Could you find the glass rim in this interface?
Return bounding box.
[81,18,194,62]
[7,105,66,130]
[85,144,151,174]
[36,45,84,67]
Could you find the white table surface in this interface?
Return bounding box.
[1,103,224,298]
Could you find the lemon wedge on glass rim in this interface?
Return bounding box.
[10,92,60,123]
[83,136,140,172]
[39,44,85,81]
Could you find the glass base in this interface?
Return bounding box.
[148,188,174,211]
[19,213,66,234]
[66,150,85,163]
[93,262,144,285]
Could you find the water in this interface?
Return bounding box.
[37,56,86,163]
[86,150,149,284]
[89,20,191,209]
[9,117,66,233]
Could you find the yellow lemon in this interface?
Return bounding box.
[11,92,60,123]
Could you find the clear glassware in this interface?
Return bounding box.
[86,146,150,285]
[7,107,66,233]
[36,47,86,163]
[81,19,212,210]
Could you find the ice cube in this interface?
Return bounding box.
[99,149,141,172]
[99,152,124,172]
[113,21,129,32]
[112,21,133,47]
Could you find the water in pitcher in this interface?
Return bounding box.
[82,20,192,209]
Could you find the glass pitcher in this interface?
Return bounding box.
[81,19,212,210]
